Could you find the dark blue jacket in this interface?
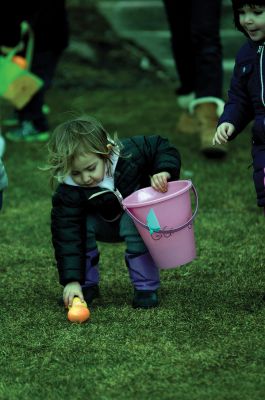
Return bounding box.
[51,135,181,285]
[219,39,265,206]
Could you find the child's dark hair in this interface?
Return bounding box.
[232,0,265,35]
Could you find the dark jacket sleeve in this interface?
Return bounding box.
[218,48,254,140]
[51,185,87,286]
[129,135,181,180]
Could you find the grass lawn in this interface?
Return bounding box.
[1,3,265,400]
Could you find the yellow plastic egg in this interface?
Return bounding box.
[67,298,90,323]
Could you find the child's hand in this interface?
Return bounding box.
[213,122,235,145]
[63,281,84,308]
[151,172,171,192]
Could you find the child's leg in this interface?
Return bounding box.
[252,145,265,209]
[86,214,122,302]
[84,215,103,303]
[84,248,100,287]
[119,212,160,308]
[81,247,100,304]
[124,252,160,292]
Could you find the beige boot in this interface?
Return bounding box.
[190,97,227,158]
[176,110,198,135]
[176,91,197,134]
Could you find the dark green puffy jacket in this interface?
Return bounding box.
[51,135,181,285]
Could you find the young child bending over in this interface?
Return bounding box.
[213,0,265,210]
[46,115,181,309]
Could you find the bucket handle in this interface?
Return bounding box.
[122,184,199,234]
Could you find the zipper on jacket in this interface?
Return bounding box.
[259,44,265,107]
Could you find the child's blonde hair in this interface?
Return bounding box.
[45,115,121,186]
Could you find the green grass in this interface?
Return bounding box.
[1,86,265,400]
[1,6,265,400]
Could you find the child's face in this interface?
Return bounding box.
[70,153,106,187]
[239,5,265,41]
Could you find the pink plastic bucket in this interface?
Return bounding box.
[122,180,198,269]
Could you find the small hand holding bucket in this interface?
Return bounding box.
[122,180,198,269]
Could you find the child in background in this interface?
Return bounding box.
[213,0,265,210]
[0,158,8,210]
[46,115,181,309]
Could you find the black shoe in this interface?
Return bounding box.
[82,285,100,305]
[132,289,158,309]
